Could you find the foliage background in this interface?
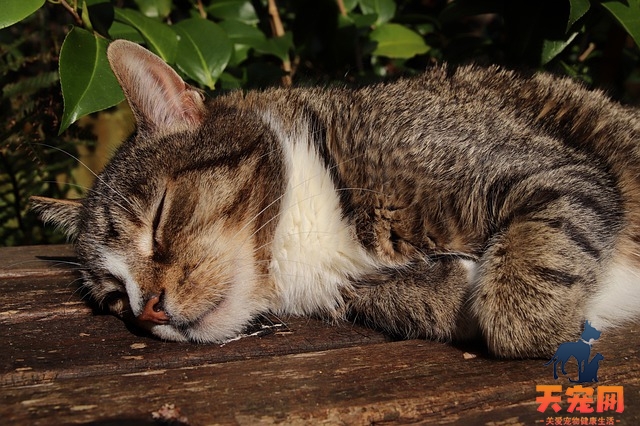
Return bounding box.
[2,0,640,246]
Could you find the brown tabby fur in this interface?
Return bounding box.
[31,40,640,358]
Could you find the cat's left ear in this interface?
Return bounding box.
[30,196,82,239]
[106,39,205,135]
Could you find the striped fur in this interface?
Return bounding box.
[31,40,640,357]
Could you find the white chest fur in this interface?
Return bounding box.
[265,115,376,316]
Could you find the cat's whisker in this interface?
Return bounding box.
[221,151,389,266]
[33,143,135,214]
[63,277,92,306]
[5,258,86,271]
[231,188,357,260]
[226,151,381,252]
[203,146,286,253]
[223,192,287,252]
[41,180,92,194]
[40,180,138,213]
[216,186,371,288]
[249,230,342,255]
[202,251,330,279]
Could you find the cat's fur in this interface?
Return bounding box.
[31,40,640,358]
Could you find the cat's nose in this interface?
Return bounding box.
[137,291,170,324]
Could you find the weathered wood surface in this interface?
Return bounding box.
[1,245,639,425]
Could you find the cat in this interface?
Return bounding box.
[31,39,640,358]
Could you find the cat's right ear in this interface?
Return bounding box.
[30,196,82,240]
[106,40,205,135]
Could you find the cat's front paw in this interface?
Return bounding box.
[482,317,584,358]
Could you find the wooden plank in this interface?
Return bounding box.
[2,334,638,425]
[1,245,639,425]
[0,276,389,388]
[0,245,77,279]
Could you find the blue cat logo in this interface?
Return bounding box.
[544,321,604,383]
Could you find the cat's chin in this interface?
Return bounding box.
[143,318,248,344]
[144,322,244,344]
[142,299,267,344]
[147,324,189,342]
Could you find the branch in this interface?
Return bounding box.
[51,0,83,26]
[196,0,207,19]
[267,0,292,86]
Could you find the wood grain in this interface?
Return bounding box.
[1,245,638,425]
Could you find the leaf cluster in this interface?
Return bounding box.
[2,0,640,246]
[1,9,94,245]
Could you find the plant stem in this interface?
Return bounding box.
[196,0,207,19]
[267,0,292,86]
[54,0,83,26]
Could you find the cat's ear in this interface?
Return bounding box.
[106,39,205,135]
[30,196,82,239]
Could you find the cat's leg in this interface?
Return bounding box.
[344,258,476,342]
[471,219,607,358]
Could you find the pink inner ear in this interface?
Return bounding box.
[107,40,205,133]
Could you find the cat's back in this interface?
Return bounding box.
[244,65,640,265]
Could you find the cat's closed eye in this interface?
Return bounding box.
[151,189,167,262]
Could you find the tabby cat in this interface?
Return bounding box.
[31,39,640,358]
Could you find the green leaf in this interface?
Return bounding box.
[219,72,244,90]
[114,8,178,63]
[359,0,396,25]
[81,1,94,31]
[257,33,294,62]
[218,20,266,46]
[173,18,233,89]
[133,0,172,19]
[108,21,146,43]
[351,13,378,29]
[207,0,259,25]
[83,0,115,38]
[1,0,44,29]
[541,32,578,65]
[338,13,378,29]
[219,20,267,66]
[567,0,590,31]
[370,23,430,59]
[342,0,359,12]
[602,0,640,48]
[58,27,125,134]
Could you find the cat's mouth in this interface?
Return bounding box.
[132,299,246,344]
[105,271,264,344]
[130,305,213,341]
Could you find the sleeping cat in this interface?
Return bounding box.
[31,39,640,358]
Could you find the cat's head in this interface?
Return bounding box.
[31,40,285,342]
